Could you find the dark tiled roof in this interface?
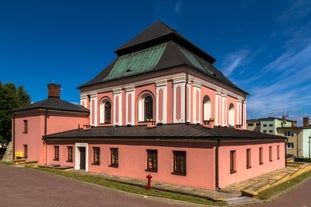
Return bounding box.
[44,124,285,141]
[79,40,246,94]
[12,97,89,113]
[79,21,247,94]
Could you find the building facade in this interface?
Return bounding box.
[13,21,286,190]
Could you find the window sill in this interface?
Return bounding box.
[247,166,251,169]
[171,171,186,176]
[66,160,73,163]
[109,164,118,168]
[53,159,59,161]
[145,168,157,172]
[260,162,264,165]
[92,162,100,165]
[230,170,237,174]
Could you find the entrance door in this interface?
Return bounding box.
[79,147,86,170]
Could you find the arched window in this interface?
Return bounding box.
[138,94,154,122]
[228,103,235,126]
[100,100,111,124]
[203,96,212,121]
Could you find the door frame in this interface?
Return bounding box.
[75,143,88,171]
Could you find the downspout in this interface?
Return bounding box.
[12,114,15,160]
[215,139,220,190]
[285,138,288,167]
[44,109,48,165]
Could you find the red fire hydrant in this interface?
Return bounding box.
[146,174,152,190]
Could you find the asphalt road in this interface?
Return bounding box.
[0,165,191,207]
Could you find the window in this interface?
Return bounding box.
[23,120,28,133]
[67,146,73,162]
[284,131,294,137]
[203,96,212,121]
[247,123,254,126]
[173,151,186,175]
[93,147,100,165]
[23,145,28,159]
[287,143,294,149]
[259,147,263,165]
[146,150,158,172]
[230,150,236,173]
[138,94,154,122]
[144,96,153,121]
[228,104,235,126]
[263,130,267,133]
[54,146,59,161]
[263,124,267,127]
[110,148,118,167]
[269,146,273,162]
[100,100,111,124]
[246,149,251,169]
[277,145,280,160]
[269,124,273,127]
[269,130,273,133]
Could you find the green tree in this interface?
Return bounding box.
[0,82,30,144]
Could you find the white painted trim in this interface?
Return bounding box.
[75,143,88,172]
[126,90,135,125]
[156,84,167,124]
[173,83,185,123]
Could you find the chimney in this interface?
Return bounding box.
[303,117,309,127]
[48,83,61,99]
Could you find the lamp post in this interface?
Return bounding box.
[309,136,311,159]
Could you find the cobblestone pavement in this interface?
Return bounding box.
[0,165,194,207]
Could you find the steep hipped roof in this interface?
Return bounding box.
[79,21,247,94]
[44,124,285,140]
[12,97,89,113]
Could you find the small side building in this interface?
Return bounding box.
[12,84,89,164]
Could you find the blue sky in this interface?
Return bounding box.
[1,0,310,125]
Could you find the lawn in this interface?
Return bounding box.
[33,167,225,206]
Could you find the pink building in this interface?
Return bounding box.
[13,21,286,190]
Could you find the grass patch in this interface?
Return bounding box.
[258,170,311,200]
[33,167,225,206]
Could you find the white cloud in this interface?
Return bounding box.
[220,49,249,77]
[278,0,311,21]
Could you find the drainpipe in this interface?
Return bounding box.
[215,139,220,190]
[285,138,288,167]
[44,109,48,165]
[12,114,16,160]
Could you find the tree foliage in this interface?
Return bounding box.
[0,82,31,143]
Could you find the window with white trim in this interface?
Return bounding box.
[100,100,111,124]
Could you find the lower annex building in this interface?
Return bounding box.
[12,21,286,190]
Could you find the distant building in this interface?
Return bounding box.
[12,21,286,191]
[277,117,311,159]
[247,117,296,135]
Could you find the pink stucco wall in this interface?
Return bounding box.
[218,140,285,188]
[13,110,88,164]
[46,140,217,190]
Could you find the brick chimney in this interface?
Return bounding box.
[303,117,310,127]
[48,83,61,99]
